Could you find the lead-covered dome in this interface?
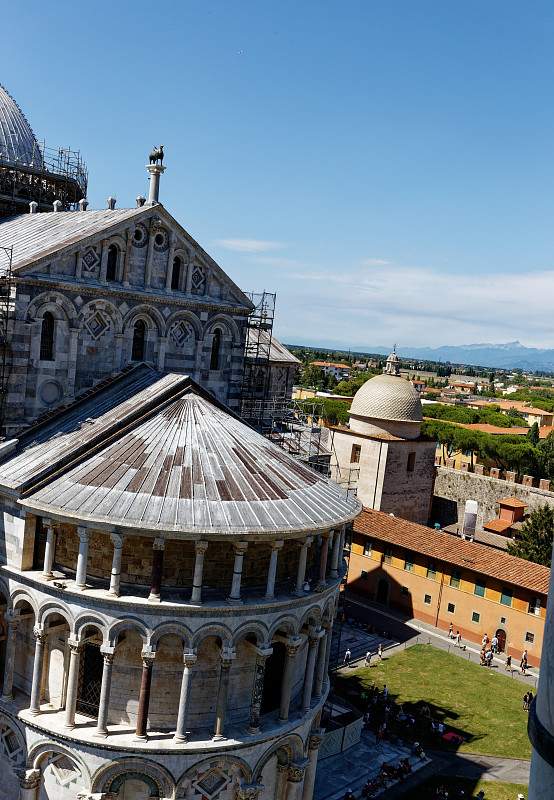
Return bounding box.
[350,373,423,424]
[0,83,43,167]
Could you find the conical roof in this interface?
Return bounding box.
[0,84,43,167]
[23,380,360,535]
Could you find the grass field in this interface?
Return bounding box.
[335,644,531,760]
[403,778,527,799]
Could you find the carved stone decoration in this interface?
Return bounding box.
[308,729,324,751]
[193,766,231,800]
[132,223,149,247]
[82,246,99,271]
[190,264,206,295]
[169,319,195,348]
[235,782,264,800]
[153,226,170,252]
[16,768,40,790]
[287,763,306,783]
[248,655,267,732]
[84,309,111,340]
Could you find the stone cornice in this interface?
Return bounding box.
[13,275,251,317]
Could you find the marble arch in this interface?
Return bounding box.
[28,739,91,787]
[149,621,193,650]
[204,314,241,344]
[73,611,110,641]
[253,734,305,780]
[123,303,165,336]
[92,756,175,797]
[26,292,78,325]
[107,616,149,646]
[37,599,73,629]
[231,620,270,648]
[176,754,253,795]
[191,622,234,649]
[268,615,299,640]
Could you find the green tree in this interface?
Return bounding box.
[537,431,554,480]
[507,505,554,567]
[527,422,540,445]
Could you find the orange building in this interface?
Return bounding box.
[347,508,548,666]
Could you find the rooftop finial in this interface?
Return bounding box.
[384,347,400,376]
[146,145,165,205]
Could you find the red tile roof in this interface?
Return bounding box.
[500,497,527,509]
[353,507,550,595]
[483,518,513,534]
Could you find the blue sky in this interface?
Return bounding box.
[2,1,554,349]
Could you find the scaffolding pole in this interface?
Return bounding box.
[0,246,14,436]
[239,290,276,431]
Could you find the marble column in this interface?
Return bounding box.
[329,527,343,579]
[29,627,46,714]
[265,540,284,600]
[285,763,307,800]
[18,769,41,800]
[302,731,324,800]
[64,639,82,729]
[99,239,108,283]
[228,541,248,603]
[122,227,132,286]
[248,645,272,733]
[165,231,176,291]
[1,612,18,700]
[317,532,330,589]
[279,636,303,722]
[302,631,321,713]
[75,526,89,589]
[174,650,197,743]
[191,541,208,603]
[295,536,313,595]
[148,537,165,602]
[323,621,334,683]
[95,647,115,737]
[275,763,290,800]
[42,521,56,579]
[108,533,124,596]
[528,538,554,799]
[213,648,235,740]
[144,220,156,288]
[313,623,330,699]
[135,648,155,739]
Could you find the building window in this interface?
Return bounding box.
[131,319,146,361]
[363,540,372,557]
[361,570,368,580]
[106,244,118,281]
[529,597,542,616]
[525,632,535,644]
[210,329,221,370]
[472,611,480,623]
[171,256,182,290]
[407,452,416,472]
[383,546,393,565]
[474,580,486,598]
[424,594,432,605]
[500,617,506,625]
[351,444,361,463]
[404,555,414,572]
[447,602,455,614]
[40,312,55,361]
[500,587,513,607]
[450,570,461,589]
[427,561,437,580]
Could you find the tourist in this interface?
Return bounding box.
[377,643,383,661]
[448,622,453,638]
[505,655,512,672]
[454,630,462,647]
[520,651,528,675]
[382,683,389,699]
[528,690,534,709]
[482,633,489,647]
[491,635,499,653]
[523,692,530,711]
[485,649,493,667]
[365,651,371,666]
[343,648,352,667]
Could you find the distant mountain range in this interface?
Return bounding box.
[371,341,554,373]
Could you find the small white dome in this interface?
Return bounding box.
[349,373,423,424]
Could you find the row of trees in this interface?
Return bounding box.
[423,402,526,428]
[424,419,554,480]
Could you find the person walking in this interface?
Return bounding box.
[482,633,489,647]
[382,683,389,700]
[343,648,352,667]
[505,654,512,672]
[365,651,372,667]
[454,630,461,647]
[448,622,453,638]
[377,643,383,661]
[491,635,499,654]
[520,649,528,675]
[523,691,530,711]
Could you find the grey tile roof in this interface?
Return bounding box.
[0,207,145,273]
[22,381,360,536]
[247,329,301,365]
[0,365,187,493]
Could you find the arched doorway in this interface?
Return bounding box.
[495,628,507,653]
[76,626,103,718]
[376,578,389,605]
[262,641,286,714]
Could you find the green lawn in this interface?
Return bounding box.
[403,778,527,800]
[335,644,531,760]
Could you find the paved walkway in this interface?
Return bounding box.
[431,751,530,784]
[335,596,540,689]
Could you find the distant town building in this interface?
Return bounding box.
[310,361,351,380]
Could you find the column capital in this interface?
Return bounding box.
[17,768,41,790]
[77,526,89,543]
[152,536,166,551]
[183,649,197,667]
[5,610,19,627]
[236,782,263,800]
[287,761,308,782]
[308,729,325,751]
[320,530,331,540]
[195,540,209,554]
[67,638,82,654]
[234,540,248,554]
[302,536,313,547]
[271,539,284,551]
[141,646,156,666]
[43,518,54,532]
[254,645,273,659]
[221,647,236,665]
[33,626,46,644]
[308,628,324,646]
[285,636,304,657]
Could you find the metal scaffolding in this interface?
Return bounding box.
[0,246,14,435]
[239,291,276,431]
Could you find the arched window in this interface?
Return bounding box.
[40,312,55,361]
[171,256,182,291]
[131,319,146,361]
[106,244,118,281]
[210,328,221,370]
